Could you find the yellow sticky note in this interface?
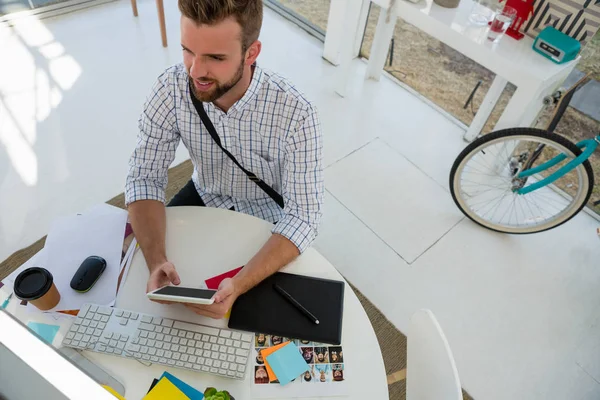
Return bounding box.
[143,377,190,400]
[260,341,290,381]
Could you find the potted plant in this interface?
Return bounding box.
[203,387,235,400]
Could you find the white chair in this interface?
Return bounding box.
[387,309,462,400]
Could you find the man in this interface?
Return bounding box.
[125,0,323,319]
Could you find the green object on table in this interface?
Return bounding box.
[203,388,234,400]
[532,26,581,64]
[27,321,61,344]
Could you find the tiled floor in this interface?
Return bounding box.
[2,1,600,399]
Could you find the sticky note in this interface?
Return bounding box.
[265,342,309,386]
[205,266,243,289]
[260,341,290,381]
[143,377,190,400]
[159,372,204,400]
[27,322,60,344]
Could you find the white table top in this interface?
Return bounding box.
[74,207,388,400]
[371,0,577,87]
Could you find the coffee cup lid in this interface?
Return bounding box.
[14,267,53,301]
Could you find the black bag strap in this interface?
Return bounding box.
[189,85,284,209]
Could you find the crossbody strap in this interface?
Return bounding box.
[189,84,284,209]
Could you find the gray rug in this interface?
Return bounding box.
[0,160,473,400]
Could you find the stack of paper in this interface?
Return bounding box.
[2,204,135,314]
[41,204,127,312]
[144,372,204,400]
[261,342,310,386]
[143,378,189,400]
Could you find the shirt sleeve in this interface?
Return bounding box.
[125,72,180,206]
[272,104,324,253]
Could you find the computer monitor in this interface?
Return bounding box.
[0,309,114,400]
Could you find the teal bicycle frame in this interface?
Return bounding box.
[515,135,600,195]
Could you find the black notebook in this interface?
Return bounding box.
[228,272,345,345]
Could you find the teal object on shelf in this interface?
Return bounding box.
[533,26,580,64]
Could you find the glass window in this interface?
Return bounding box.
[359,3,600,212]
[265,0,330,35]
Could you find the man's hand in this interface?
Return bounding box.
[184,234,299,318]
[146,261,181,304]
[185,278,238,319]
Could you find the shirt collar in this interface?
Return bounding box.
[227,63,263,114]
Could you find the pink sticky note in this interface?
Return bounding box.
[205,266,243,290]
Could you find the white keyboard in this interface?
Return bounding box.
[61,303,254,380]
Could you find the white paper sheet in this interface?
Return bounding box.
[115,237,137,299]
[36,204,127,312]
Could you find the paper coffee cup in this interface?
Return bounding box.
[13,267,61,311]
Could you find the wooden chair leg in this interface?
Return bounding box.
[387,368,406,385]
[156,0,168,47]
[130,0,138,17]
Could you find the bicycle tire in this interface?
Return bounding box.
[449,128,594,234]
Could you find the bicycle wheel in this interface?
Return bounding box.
[450,128,594,234]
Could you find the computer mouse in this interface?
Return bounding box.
[70,256,106,293]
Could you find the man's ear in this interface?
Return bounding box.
[245,40,261,65]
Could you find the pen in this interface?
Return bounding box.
[1,292,13,310]
[273,284,319,325]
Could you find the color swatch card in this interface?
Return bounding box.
[143,377,189,400]
[158,372,204,400]
[265,342,309,386]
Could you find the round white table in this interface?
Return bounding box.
[16,207,389,399]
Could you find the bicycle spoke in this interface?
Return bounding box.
[462,169,510,179]
[504,195,518,226]
[517,196,528,226]
[465,190,510,206]
[527,194,555,220]
[531,193,568,210]
[530,188,571,208]
[468,157,502,174]
[525,196,546,215]
[519,198,535,227]
[482,188,512,221]
[459,179,509,190]
[473,193,505,217]
[521,194,541,224]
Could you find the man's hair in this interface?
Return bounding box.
[178,0,263,50]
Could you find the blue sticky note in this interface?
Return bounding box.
[27,322,60,344]
[159,372,204,399]
[265,342,309,385]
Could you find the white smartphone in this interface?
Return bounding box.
[147,286,217,305]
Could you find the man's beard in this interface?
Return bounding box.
[189,60,245,103]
